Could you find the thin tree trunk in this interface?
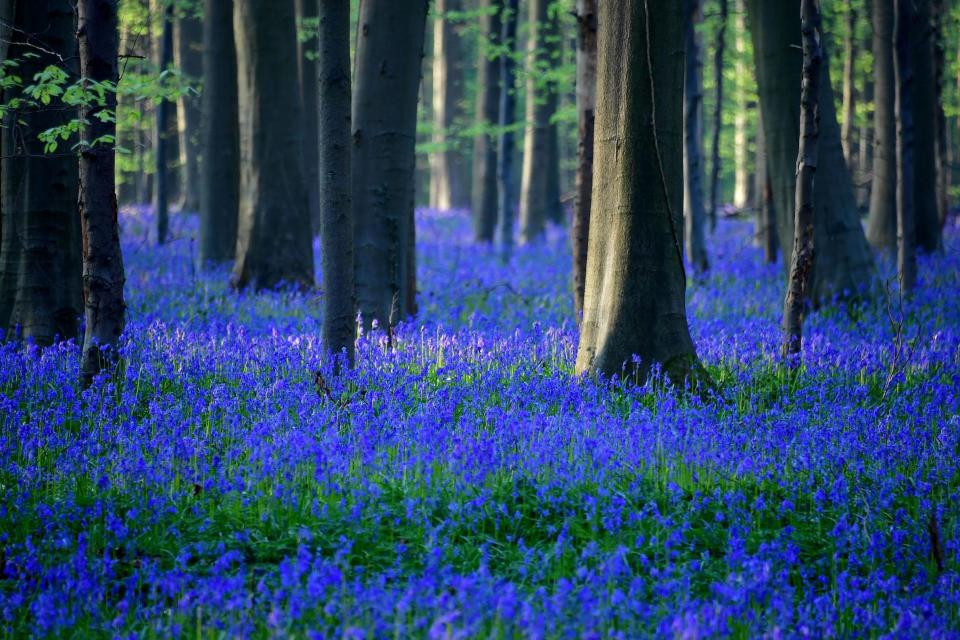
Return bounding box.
[683,0,709,273]
[575,0,708,391]
[868,0,897,250]
[572,0,597,321]
[78,0,126,387]
[932,0,948,227]
[174,10,202,212]
[318,0,354,369]
[198,0,239,264]
[430,0,470,211]
[497,0,519,261]
[783,0,822,360]
[733,0,750,210]
[708,0,727,231]
[911,0,941,252]
[232,0,314,290]
[471,0,502,242]
[296,0,321,233]
[894,0,917,293]
[840,0,857,173]
[352,0,429,328]
[858,74,873,208]
[754,107,778,262]
[155,3,174,245]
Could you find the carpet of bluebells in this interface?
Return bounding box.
[1,206,960,639]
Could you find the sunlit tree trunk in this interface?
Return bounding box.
[471,0,502,242]
[732,0,750,210]
[840,0,857,173]
[430,0,470,211]
[683,0,709,273]
[572,0,597,321]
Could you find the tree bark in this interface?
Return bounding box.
[198,0,240,264]
[932,0,948,227]
[575,0,708,390]
[231,0,314,290]
[911,0,941,252]
[519,0,561,243]
[497,0,519,261]
[174,9,202,212]
[296,0,321,233]
[352,0,429,328]
[572,0,597,321]
[683,0,709,273]
[154,2,174,245]
[754,108,778,263]
[840,0,857,173]
[78,0,126,387]
[732,0,750,210]
[894,0,917,293]
[471,0,502,242]
[708,0,728,231]
[0,0,82,345]
[430,0,470,211]
[746,0,873,304]
[783,0,822,360]
[867,0,897,250]
[318,0,354,369]
[857,74,873,208]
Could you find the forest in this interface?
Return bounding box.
[0,0,959,636]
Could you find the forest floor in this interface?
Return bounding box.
[1,207,959,637]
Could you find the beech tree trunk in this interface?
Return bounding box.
[746,0,873,304]
[318,0,354,369]
[174,10,202,212]
[840,0,857,173]
[497,0,519,261]
[683,0,709,273]
[0,0,82,345]
[708,0,728,231]
[352,0,429,328]
[858,74,874,208]
[868,0,897,250]
[733,0,750,210]
[296,0,321,233]
[575,0,708,390]
[231,0,314,290]
[755,108,778,263]
[198,0,239,264]
[572,0,597,321]
[894,0,917,293]
[783,0,822,360]
[430,0,470,211]
[932,0,948,227]
[911,0,941,252]
[471,0,502,242]
[78,0,126,387]
[154,3,174,245]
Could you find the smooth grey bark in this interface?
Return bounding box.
[430,0,470,211]
[352,0,429,329]
[746,0,873,304]
[154,3,174,245]
[519,0,561,243]
[575,0,708,391]
[198,0,239,264]
[708,0,727,231]
[683,0,709,274]
[296,0,321,233]
[471,0,502,242]
[840,0,857,172]
[0,0,82,345]
[318,0,354,369]
[911,0,941,252]
[732,0,750,209]
[78,0,126,388]
[572,0,597,321]
[868,0,897,250]
[174,10,202,212]
[496,0,519,261]
[231,0,314,290]
[894,0,917,293]
[783,0,822,360]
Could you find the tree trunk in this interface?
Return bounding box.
[497,0,519,261]
[471,0,502,242]
[174,10,202,212]
[894,0,917,293]
[840,0,857,173]
[911,0,941,252]
[857,74,873,208]
[231,0,314,290]
[352,0,429,328]
[783,0,822,360]
[318,0,354,369]
[198,0,240,264]
[575,0,708,390]
[683,0,709,273]
[708,0,728,231]
[0,0,82,345]
[519,0,560,243]
[754,108,778,263]
[155,3,174,245]
[296,0,321,233]
[867,0,897,250]
[572,0,597,321]
[78,0,126,387]
[733,0,750,210]
[746,0,873,304]
[932,0,948,227]
[430,0,470,211]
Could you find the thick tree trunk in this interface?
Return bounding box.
[318,0,354,369]
[174,11,202,212]
[746,0,873,304]
[572,0,597,321]
[154,3,174,245]
[894,0,917,293]
[708,0,728,231]
[471,0,502,243]
[857,74,874,208]
[231,0,314,290]
[911,0,941,252]
[868,0,897,250]
[575,0,708,390]
[840,0,857,173]
[683,0,709,273]
[296,0,321,233]
[0,0,82,345]
[754,108,778,263]
[519,0,561,243]
[497,0,519,261]
[352,0,429,328]
[733,0,750,210]
[198,0,240,264]
[430,0,470,211]
[783,0,822,360]
[78,0,126,387]
[932,0,948,227]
